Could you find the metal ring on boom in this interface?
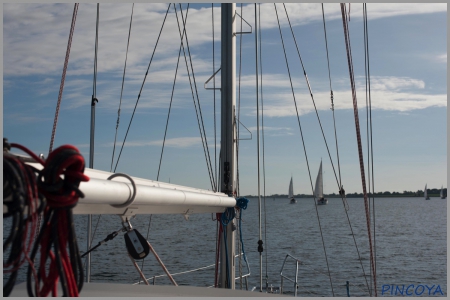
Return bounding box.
[107,173,137,208]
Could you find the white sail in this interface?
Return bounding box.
[288,176,294,199]
[314,161,324,198]
[440,185,443,198]
[424,184,428,199]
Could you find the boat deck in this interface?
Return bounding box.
[10,282,285,297]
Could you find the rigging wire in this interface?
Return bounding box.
[281,3,340,197]
[49,3,79,154]
[86,3,100,283]
[258,3,269,290]
[112,3,172,173]
[211,3,220,289]
[175,3,216,191]
[340,3,377,296]
[212,3,218,191]
[140,4,191,280]
[363,2,377,294]
[236,3,244,288]
[156,26,186,181]
[92,4,136,274]
[111,3,134,173]
[321,3,343,190]
[273,3,334,296]
[254,3,264,293]
[321,3,371,294]
[363,4,372,295]
[236,3,243,197]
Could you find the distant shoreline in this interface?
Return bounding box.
[243,193,445,198]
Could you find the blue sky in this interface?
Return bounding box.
[3,3,447,196]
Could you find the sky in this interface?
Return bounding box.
[2,3,447,196]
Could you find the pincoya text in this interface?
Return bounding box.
[381,284,444,296]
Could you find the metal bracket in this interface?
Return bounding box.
[204,67,221,90]
[119,207,139,225]
[235,12,252,35]
[237,119,252,141]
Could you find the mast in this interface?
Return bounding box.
[219,3,236,289]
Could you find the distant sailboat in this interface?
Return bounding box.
[288,176,296,204]
[440,185,446,199]
[424,184,430,200]
[315,161,328,205]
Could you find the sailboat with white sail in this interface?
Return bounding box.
[288,176,296,204]
[440,185,446,199]
[315,161,328,205]
[424,184,430,200]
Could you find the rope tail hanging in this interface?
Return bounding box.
[321,3,371,295]
[363,2,377,294]
[340,3,377,296]
[49,3,79,155]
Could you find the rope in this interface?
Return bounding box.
[111,3,134,173]
[340,3,376,296]
[3,144,44,296]
[113,3,172,173]
[80,229,123,258]
[49,3,79,154]
[12,144,89,297]
[363,3,377,294]
[273,3,334,296]
[214,214,222,287]
[220,206,238,288]
[236,198,249,263]
[174,3,216,191]
[321,3,370,294]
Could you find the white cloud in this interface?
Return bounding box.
[236,3,446,30]
[246,125,294,137]
[369,76,425,91]
[111,136,202,148]
[243,75,446,117]
[435,53,447,63]
[4,3,446,78]
[5,113,51,124]
[4,4,446,119]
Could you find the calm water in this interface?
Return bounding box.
[4,197,447,296]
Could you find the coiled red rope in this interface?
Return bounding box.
[5,142,88,297]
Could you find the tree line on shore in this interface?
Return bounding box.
[244,188,447,198]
